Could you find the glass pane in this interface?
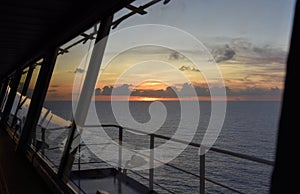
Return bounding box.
[6,63,42,139]
[69,1,295,194]
[32,28,96,170]
[7,68,29,128]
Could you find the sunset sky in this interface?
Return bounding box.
[31,0,296,101]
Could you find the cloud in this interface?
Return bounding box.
[132,86,178,98]
[194,85,210,96]
[112,84,131,96]
[233,87,282,96]
[165,86,178,97]
[207,38,287,65]
[179,65,200,72]
[46,92,64,100]
[95,83,282,99]
[212,44,236,63]
[180,83,195,96]
[131,89,165,97]
[229,39,287,64]
[74,68,85,74]
[251,45,286,64]
[102,86,113,96]
[169,51,184,60]
[95,88,101,96]
[96,84,178,98]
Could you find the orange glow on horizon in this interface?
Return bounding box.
[134,81,169,91]
[94,95,179,101]
[45,95,282,102]
[93,95,281,102]
[135,97,160,102]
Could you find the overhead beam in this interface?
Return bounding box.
[126,4,147,14]
[2,0,134,80]
[112,0,169,29]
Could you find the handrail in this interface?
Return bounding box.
[85,124,274,166]
[82,124,274,193]
[7,115,273,193]
[78,142,246,193]
[209,147,274,166]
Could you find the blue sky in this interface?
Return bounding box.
[117,0,295,47]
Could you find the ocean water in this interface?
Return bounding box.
[43,101,280,194]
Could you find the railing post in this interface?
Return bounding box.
[200,147,205,194]
[149,134,154,191]
[118,126,123,173]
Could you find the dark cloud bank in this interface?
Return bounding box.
[210,38,287,64]
[95,83,282,98]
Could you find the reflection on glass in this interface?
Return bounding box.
[68,0,295,193]
[32,28,95,169]
[7,67,29,132]
[0,80,11,112]
[7,64,42,139]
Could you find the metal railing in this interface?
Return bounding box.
[79,124,274,194]
[26,122,274,193]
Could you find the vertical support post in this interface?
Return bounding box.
[74,15,113,127]
[149,134,154,191]
[1,72,22,125]
[118,126,122,194]
[118,126,123,173]
[200,147,205,194]
[271,2,299,194]
[20,65,34,97]
[11,65,34,128]
[16,50,58,153]
[0,79,9,112]
[58,15,113,179]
